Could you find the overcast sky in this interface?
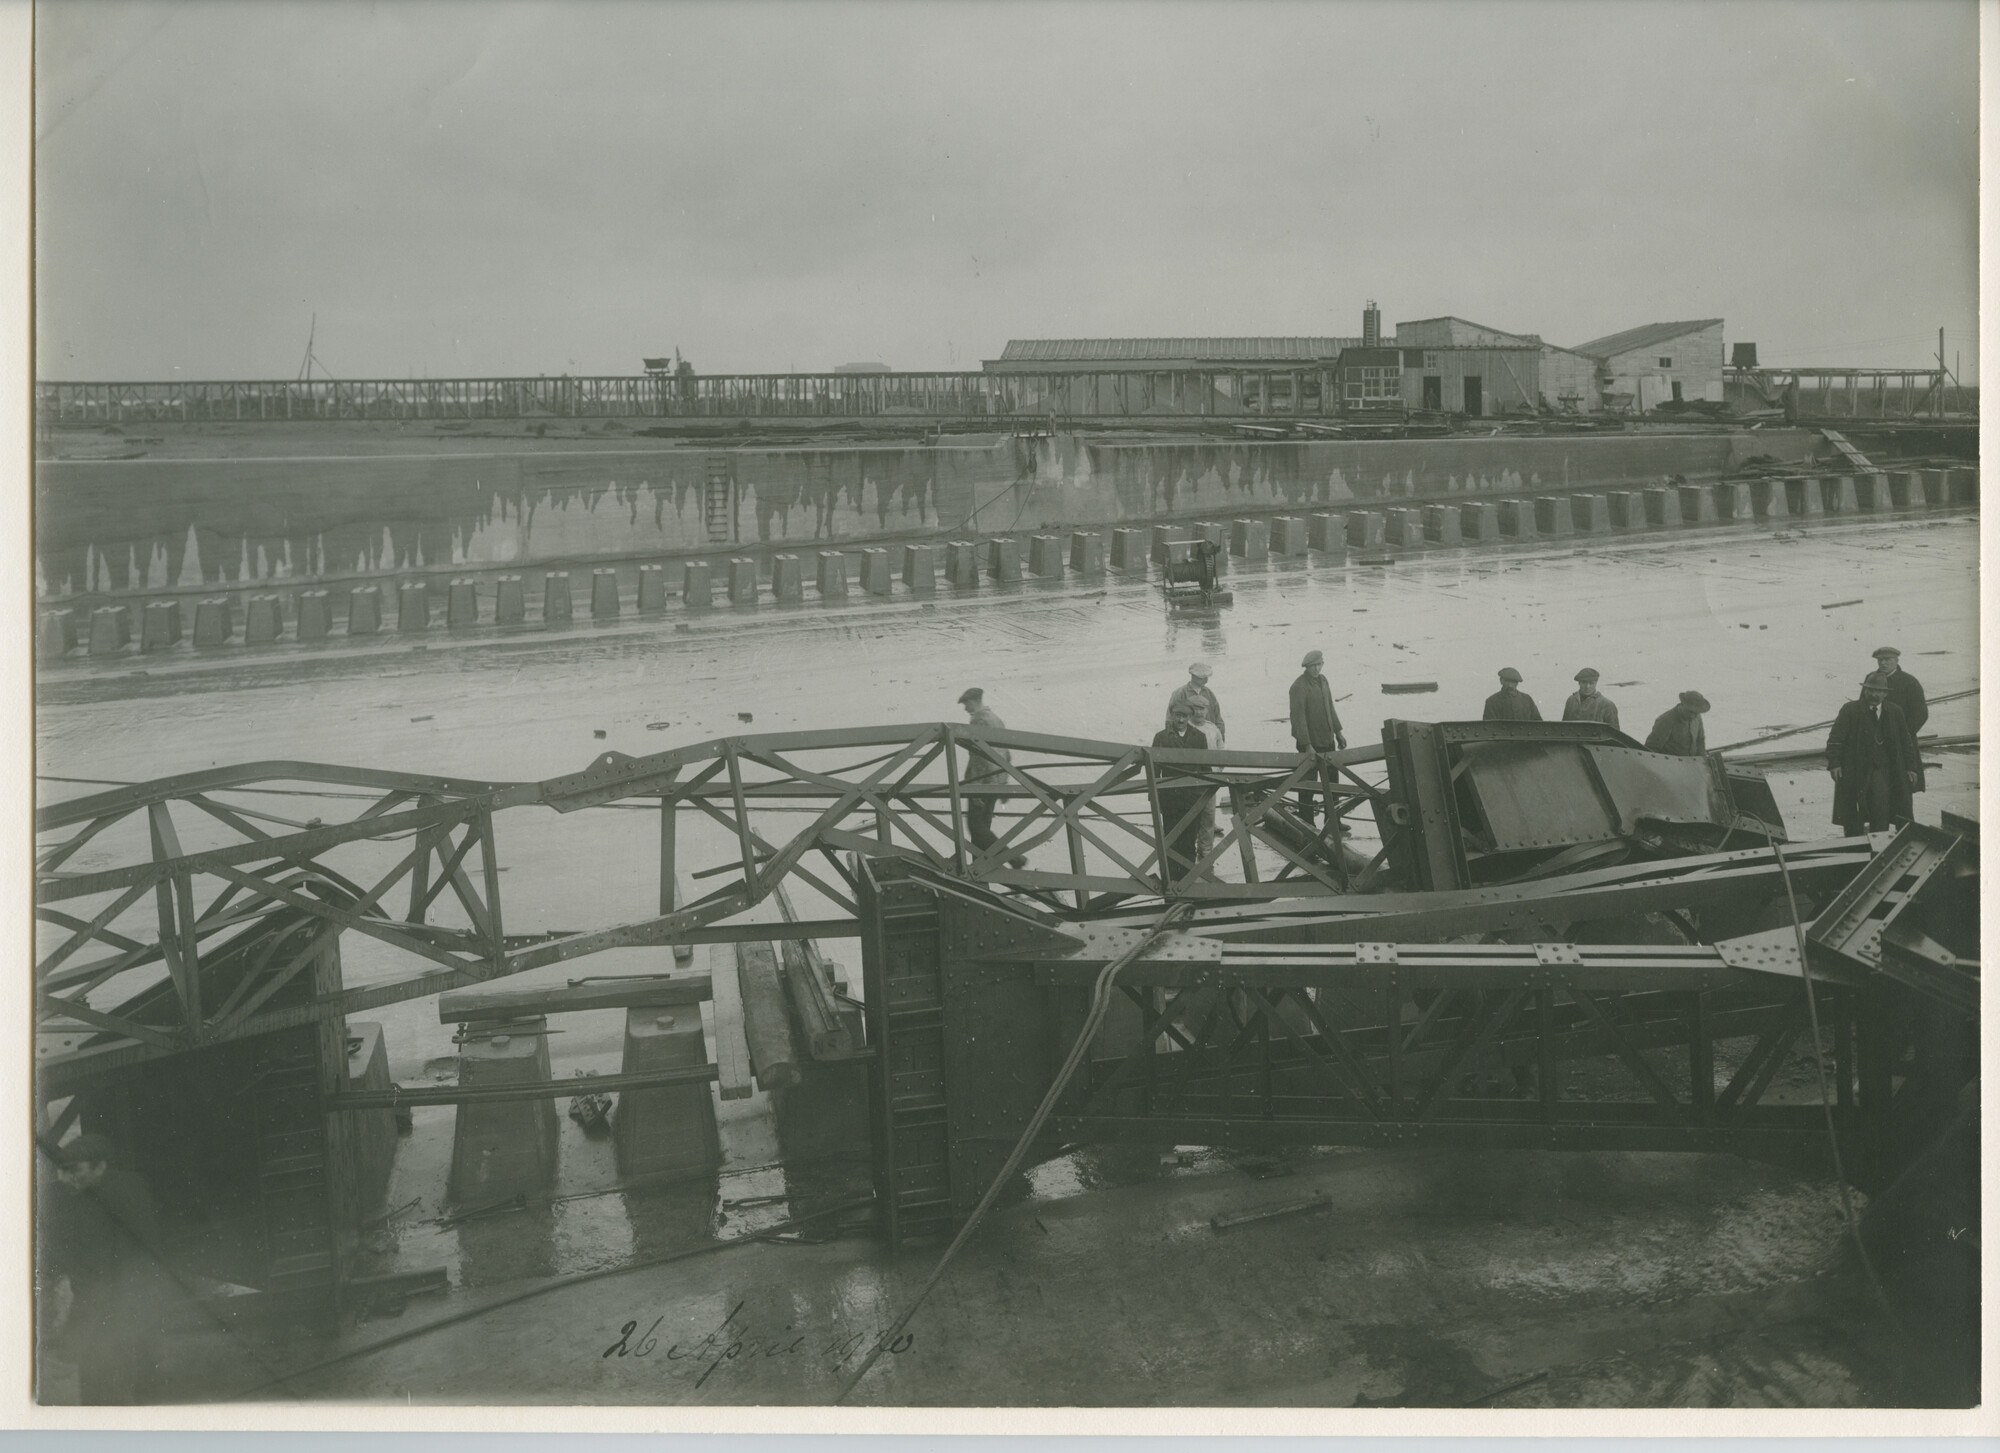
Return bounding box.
[34,0,1980,380]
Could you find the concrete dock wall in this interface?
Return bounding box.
[34,427,1822,600]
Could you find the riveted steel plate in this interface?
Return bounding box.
[1532,942,1584,966]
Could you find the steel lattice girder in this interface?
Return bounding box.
[855,857,1898,1247]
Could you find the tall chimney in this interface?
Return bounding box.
[1363,300,1381,348]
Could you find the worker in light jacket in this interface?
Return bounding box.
[1168,662,1224,744]
[1645,691,1710,756]
[1289,650,1345,826]
[1827,672,1921,835]
[958,687,1026,871]
[1561,668,1620,730]
[1482,667,1541,722]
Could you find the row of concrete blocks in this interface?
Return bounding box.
[37,469,1979,657]
[449,1008,720,1204]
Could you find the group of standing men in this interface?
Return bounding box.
[1479,666,1712,757]
[955,641,1934,876]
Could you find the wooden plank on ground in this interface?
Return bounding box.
[707,941,755,1100]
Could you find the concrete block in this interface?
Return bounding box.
[495,576,526,624]
[816,551,848,598]
[1919,468,1948,506]
[1675,485,1713,523]
[1856,473,1887,510]
[1270,517,1308,557]
[592,568,622,617]
[637,564,667,613]
[680,562,710,608]
[1947,468,1978,505]
[347,586,381,635]
[1346,511,1386,548]
[1826,476,1859,512]
[612,1007,721,1182]
[944,541,980,587]
[1886,471,1917,508]
[1605,492,1641,529]
[448,578,480,627]
[1028,534,1064,577]
[1784,478,1821,516]
[1149,524,1183,564]
[1230,518,1269,560]
[141,600,182,651]
[1423,504,1462,545]
[447,1019,560,1203]
[1753,480,1788,521]
[397,580,430,632]
[1644,488,1681,528]
[1459,502,1500,541]
[1109,528,1148,574]
[1194,521,1228,570]
[38,608,77,657]
[245,593,284,643]
[986,536,1022,582]
[860,548,893,595]
[545,571,575,623]
[1307,512,1344,555]
[1533,496,1572,537]
[1384,508,1424,549]
[901,543,936,593]
[88,605,131,656]
[771,554,803,601]
[1069,531,1105,575]
[728,557,759,605]
[1571,494,1609,534]
[1499,500,1537,539]
[1716,481,1753,522]
[193,596,234,646]
[294,591,330,640]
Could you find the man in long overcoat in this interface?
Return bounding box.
[1871,647,1928,790]
[1827,671,1921,835]
[1289,650,1345,825]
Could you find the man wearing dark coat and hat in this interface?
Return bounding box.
[39,1134,170,1404]
[1827,671,1922,835]
[1482,667,1540,722]
[1646,691,1710,756]
[1289,650,1345,825]
[1870,647,1928,790]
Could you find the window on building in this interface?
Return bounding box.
[1349,365,1401,401]
[1658,356,1673,368]
[1423,352,1439,369]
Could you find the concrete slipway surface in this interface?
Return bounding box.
[34,510,1980,1408]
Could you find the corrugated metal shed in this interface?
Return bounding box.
[994,337,1361,365]
[1571,320,1724,361]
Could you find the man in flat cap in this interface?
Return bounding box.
[1561,668,1619,730]
[1645,691,1711,756]
[958,688,1027,870]
[1482,667,1541,722]
[1870,648,1928,788]
[1827,671,1921,835]
[39,1134,169,1404]
[1289,650,1345,825]
[1168,662,1225,746]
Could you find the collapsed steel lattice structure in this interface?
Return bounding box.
[34,719,1978,1258]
